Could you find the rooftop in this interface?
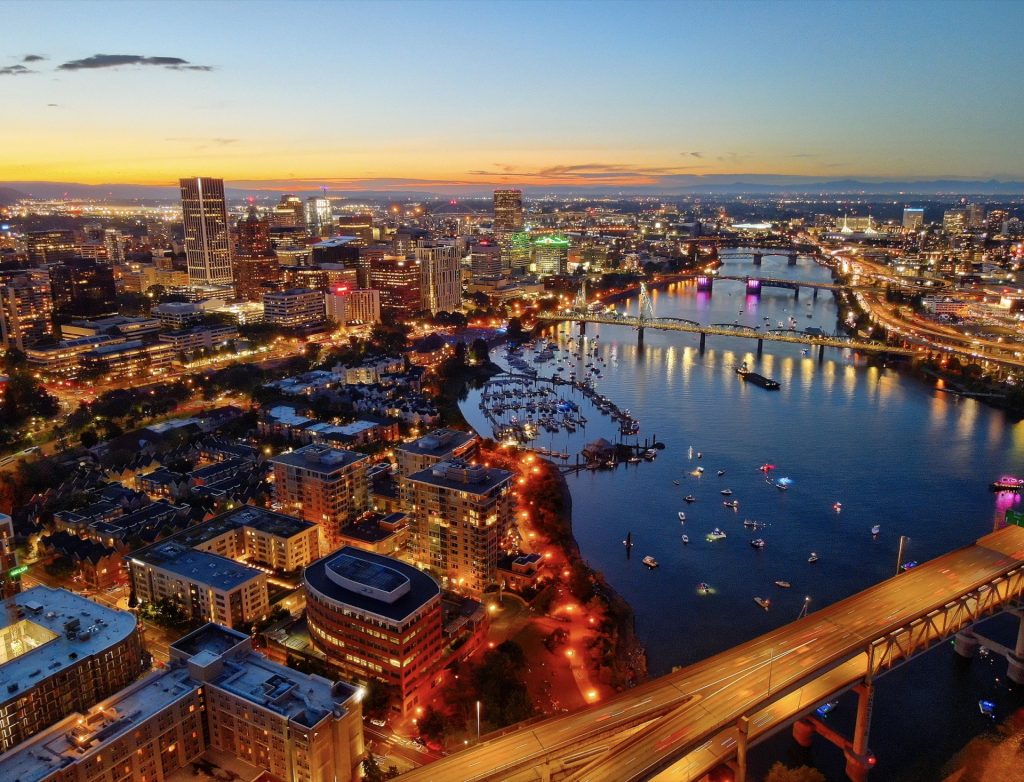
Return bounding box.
[396,428,475,458]
[304,546,440,624]
[0,666,199,782]
[0,586,138,705]
[406,459,513,495]
[137,506,315,555]
[269,444,368,473]
[132,542,263,591]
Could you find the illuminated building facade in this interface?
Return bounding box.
[25,229,77,265]
[270,193,306,228]
[368,256,421,319]
[263,287,326,328]
[0,268,54,350]
[405,459,514,594]
[0,623,365,782]
[48,257,117,317]
[305,196,334,239]
[304,547,443,714]
[493,189,524,233]
[0,586,146,753]
[470,240,502,278]
[180,176,234,286]
[234,204,280,301]
[902,207,925,231]
[415,242,461,314]
[270,445,371,550]
[532,235,570,275]
[326,288,381,324]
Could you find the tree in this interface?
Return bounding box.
[764,762,826,782]
[417,705,446,744]
[362,755,387,782]
[471,338,490,365]
[0,372,59,428]
[507,317,525,342]
[79,429,99,449]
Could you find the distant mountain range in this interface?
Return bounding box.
[2,177,1023,203]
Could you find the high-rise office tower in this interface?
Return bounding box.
[26,229,77,265]
[369,256,422,319]
[415,242,461,314]
[493,189,524,233]
[967,203,985,229]
[179,177,233,286]
[470,240,502,278]
[532,235,570,276]
[234,204,280,301]
[305,196,334,238]
[270,193,305,228]
[48,257,118,317]
[902,208,925,231]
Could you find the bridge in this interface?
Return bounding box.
[539,285,916,359]
[396,525,1024,782]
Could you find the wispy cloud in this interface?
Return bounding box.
[165,136,240,150]
[467,162,711,184]
[681,151,704,159]
[58,54,213,71]
[0,64,35,76]
[787,153,818,159]
[22,54,46,62]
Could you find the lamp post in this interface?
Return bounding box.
[896,535,910,575]
[476,700,481,743]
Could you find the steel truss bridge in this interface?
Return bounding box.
[397,525,1024,782]
[537,310,916,357]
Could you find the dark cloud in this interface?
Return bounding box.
[681,151,703,159]
[0,65,34,76]
[788,153,818,159]
[47,103,59,107]
[58,54,213,71]
[22,54,46,62]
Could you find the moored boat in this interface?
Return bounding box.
[754,596,771,611]
[642,555,658,568]
[750,538,765,549]
[774,580,791,588]
[808,552,819,563]
[678,512,686,521]
[684,495,697,503]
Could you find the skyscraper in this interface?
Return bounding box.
[234,204,280,301]
[493,189,524,233]
[369,256,421,319]
[532,235,570,276]
[415,242,461,314]
[902,208,925,231]
[270,193,305,228]
[179,176,233,286]
[305,196,334,239]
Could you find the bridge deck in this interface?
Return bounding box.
[396,525,1024,782]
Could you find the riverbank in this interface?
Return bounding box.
[942,711,1024,782]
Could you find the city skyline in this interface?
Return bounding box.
[3,0,1024,189]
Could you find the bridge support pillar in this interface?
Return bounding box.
[637,327,644,346]
[699,331,706,354]
[757,338,763,356]
[818,344,825,363]
[578,319,586,336]
[844,682,875,782]
[794,287,800,300]
[1008,615,1024,685]
[793,718,815,748]
[953,629,979,659]
[813,287,819,300]
[753,253,762,266]
[788,253,798,266]
[736,716,750,782]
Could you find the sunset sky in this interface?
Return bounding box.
[2,0,1022,190]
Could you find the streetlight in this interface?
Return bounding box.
[896,535,910,575]
[476,700,481,743]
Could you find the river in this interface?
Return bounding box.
[460,249,1024,780]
